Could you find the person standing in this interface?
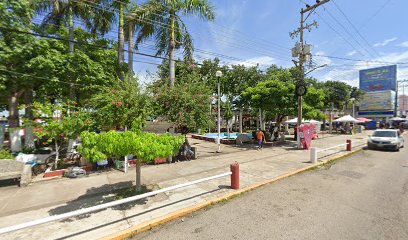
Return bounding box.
[256,129,265,150]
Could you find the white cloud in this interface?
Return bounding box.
[373,37,398,47]
[316,50,408,87]
[313,51,332,66]
[397,41,408,48]
[347,50,357,56]
[233,56,275,67]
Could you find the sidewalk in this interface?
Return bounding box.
[0,132,369,240]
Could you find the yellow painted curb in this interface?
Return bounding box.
[100,148,363,240]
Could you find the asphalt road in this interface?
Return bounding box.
[133,138,408,240]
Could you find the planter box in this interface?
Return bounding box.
[154,158,167,165]
[128,159,138,166]
[43,168,65,178]
[83,165,94,172]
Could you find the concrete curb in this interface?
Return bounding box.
[100,146,364,240]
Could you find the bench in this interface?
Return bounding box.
[0,159,30,186]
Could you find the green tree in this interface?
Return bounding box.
[323,81,353,110]
[89,79,151,130]
[153,81,212,131]
[243,68,326,132]
[0,0,36,129]
[34,0,115,96]
[223,100,233,139]
[79,131,184,191]
[31,101,94,169]
[136,0,215,87]
[222,64,262,133]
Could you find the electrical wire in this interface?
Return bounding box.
[323,6,375,58]
[331,0,382,59]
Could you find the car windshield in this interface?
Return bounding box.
[372,131,397,137]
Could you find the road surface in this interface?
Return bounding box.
[133,139,408,240]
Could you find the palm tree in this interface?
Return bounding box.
[135,0,215,87]
[124,2,140,78]
[34,0,115,94]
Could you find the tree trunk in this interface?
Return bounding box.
[233,113,237,132]
[68,0,74,54]
[118,3,125,81]
[9,91,22,152]
[227,119,230,139]
[136,160,142,192]
[24,90,35,148]
[124,126,128,173]
[256,114,259,129]
[259,109,264,130]
[128,24,134,78]
[54,140,60,170]
[68,0,76,101]
[239,109,243,133]
[169,15,176,87]
[8,92,20,128]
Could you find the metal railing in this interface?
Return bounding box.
[310,138,367,163]
[0,171,234,235]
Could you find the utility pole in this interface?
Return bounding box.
[290,0,330,148]
[395,82,398,117]
[403,84,405,115]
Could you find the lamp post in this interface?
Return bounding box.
[350,98,356,118]
[216,70,222,153]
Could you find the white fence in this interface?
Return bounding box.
[310,138,367,163]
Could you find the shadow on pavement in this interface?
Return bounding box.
[48,181,151,221]
[54,187,224,240]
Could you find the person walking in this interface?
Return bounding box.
[256,129,265,150]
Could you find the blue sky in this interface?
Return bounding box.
[132,0,408,89]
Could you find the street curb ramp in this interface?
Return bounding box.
[100,147,364,240]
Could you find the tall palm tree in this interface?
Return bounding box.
[34,0,115,94]
[135,0,215,87]
[124,2,140,78]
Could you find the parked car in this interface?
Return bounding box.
[367,129,404,151]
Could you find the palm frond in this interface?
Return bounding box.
[177,17,193,62]
[182,0,215,20]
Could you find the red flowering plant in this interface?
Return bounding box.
[27,101,95,169]
[88,80,151,131]
[153,80,213,132]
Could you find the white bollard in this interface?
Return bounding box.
[310,147,317,164]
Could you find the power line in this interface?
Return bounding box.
[34,1,293,67]
[360,0,392,30]
[0,68,105,88]
[72,0,294,63]
[323,6,375,58]
[312,9,366,57]
[0,26,195,65]
[314,54,408,65]
[112,0,291,53]
[331,0,382,58]
[33,16,267,67]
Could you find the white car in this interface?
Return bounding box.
[367,129,404,151]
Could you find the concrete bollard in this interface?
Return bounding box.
[230,163,240,190]
[346,139,352,151]
[310,147,317,164]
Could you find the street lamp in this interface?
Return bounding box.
[216,70,222,153]
[350,98,356,118]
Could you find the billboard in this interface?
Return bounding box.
[359,90,395,111]
[359,65,397,92]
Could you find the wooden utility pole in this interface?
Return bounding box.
[290,0,330,148]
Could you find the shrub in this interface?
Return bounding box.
[0,149,15,160]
